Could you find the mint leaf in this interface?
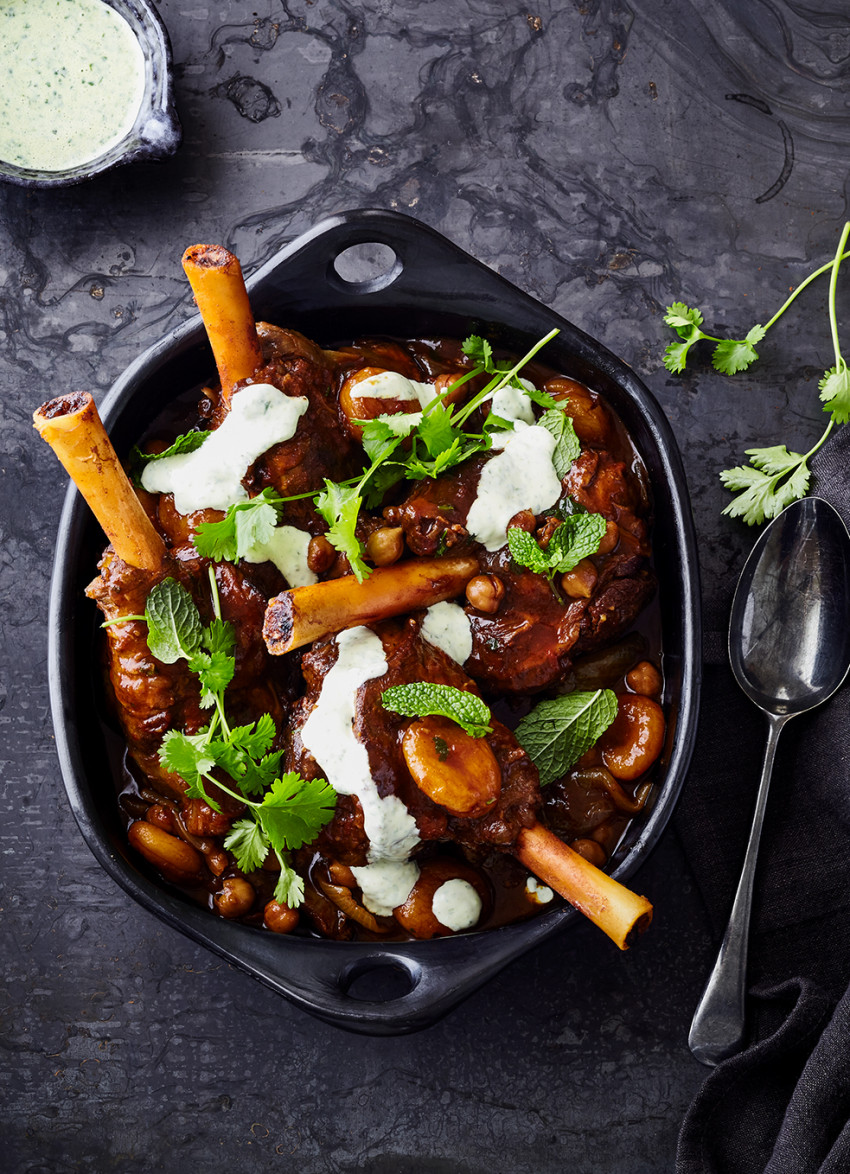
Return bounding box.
[144,578,203,664]
[257,773,337,851]
[515,689,618,785]
[547,513,606,572]
[539,408,581,477]
[224,817,269,873]
[507,526,550,575]
[381,682,492,738]
[128,430,210,484]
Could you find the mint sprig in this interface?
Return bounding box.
[381,682,493,738]
[507,513,606,591]
[515,689,618,785]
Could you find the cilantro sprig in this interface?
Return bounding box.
[515,689,618,785]
[664,222,850,524]
[188,329,566,580]
[381,682,493,738]
[507,513,606,594]
[135,575,336,907]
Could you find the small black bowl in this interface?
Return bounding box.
[0,0,180,189]
[48,211,701,1034]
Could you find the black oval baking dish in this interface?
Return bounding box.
[48,210,702,1035]
[0,0,180,190]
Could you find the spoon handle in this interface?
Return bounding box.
[688,712,790,1066]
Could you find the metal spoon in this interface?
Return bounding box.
[688,497,850,1067]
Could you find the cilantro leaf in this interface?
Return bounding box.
[712,332,762,375]
[315,479,371,582]
[204,617,236,657]
[159,728,216,790]
[515,689,618,785]
[224,817,269,873]
[188,649,236,709]
[819,361,850,424]
[194,489,283,562]
[520,383,561,412]
[462,334,494,371]
[719,446,811,525]
[381,682,492,738]
[144,578,203,664]
[417,401,463,459]
[229,713,276,760]
[358,417,409,466]
[274,863,305,908]
[663,340,697,375]
[664,302,704,332]
[257,773,337,851]
[539,408,581,477]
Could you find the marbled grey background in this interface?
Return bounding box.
[1,1,848,1171]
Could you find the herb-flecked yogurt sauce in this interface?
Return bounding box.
[0,0,146,171]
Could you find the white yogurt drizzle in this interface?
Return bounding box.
[299,626,421,917]
[242,525,316,588]
[141,384,309,515]
[432,879,482,931]
[354,370,438,409]
[526,876,555,904]
[466,424,562,551]
[420,601,472,665]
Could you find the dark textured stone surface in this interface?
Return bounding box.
[1,2,847,1170]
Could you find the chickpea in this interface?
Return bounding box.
[214,876,256,919]
[402,716,501,817]
[128,821,203,880]
[465,573,505,613]
[561,559,598,599]
[264,900,300,934]
[598,694,666,781]
[307,534,337,575]
[596,518,620,555]
[626,660,663,697]
[146,804,176,833]
[366,526,405,566]
[570,838,607,868]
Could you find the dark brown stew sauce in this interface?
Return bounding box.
[98,332,664,942]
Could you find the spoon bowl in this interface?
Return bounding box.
[730,497,850,716]
[690,497,850,1065]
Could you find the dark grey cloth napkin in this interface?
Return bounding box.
[676,427,850,1173]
